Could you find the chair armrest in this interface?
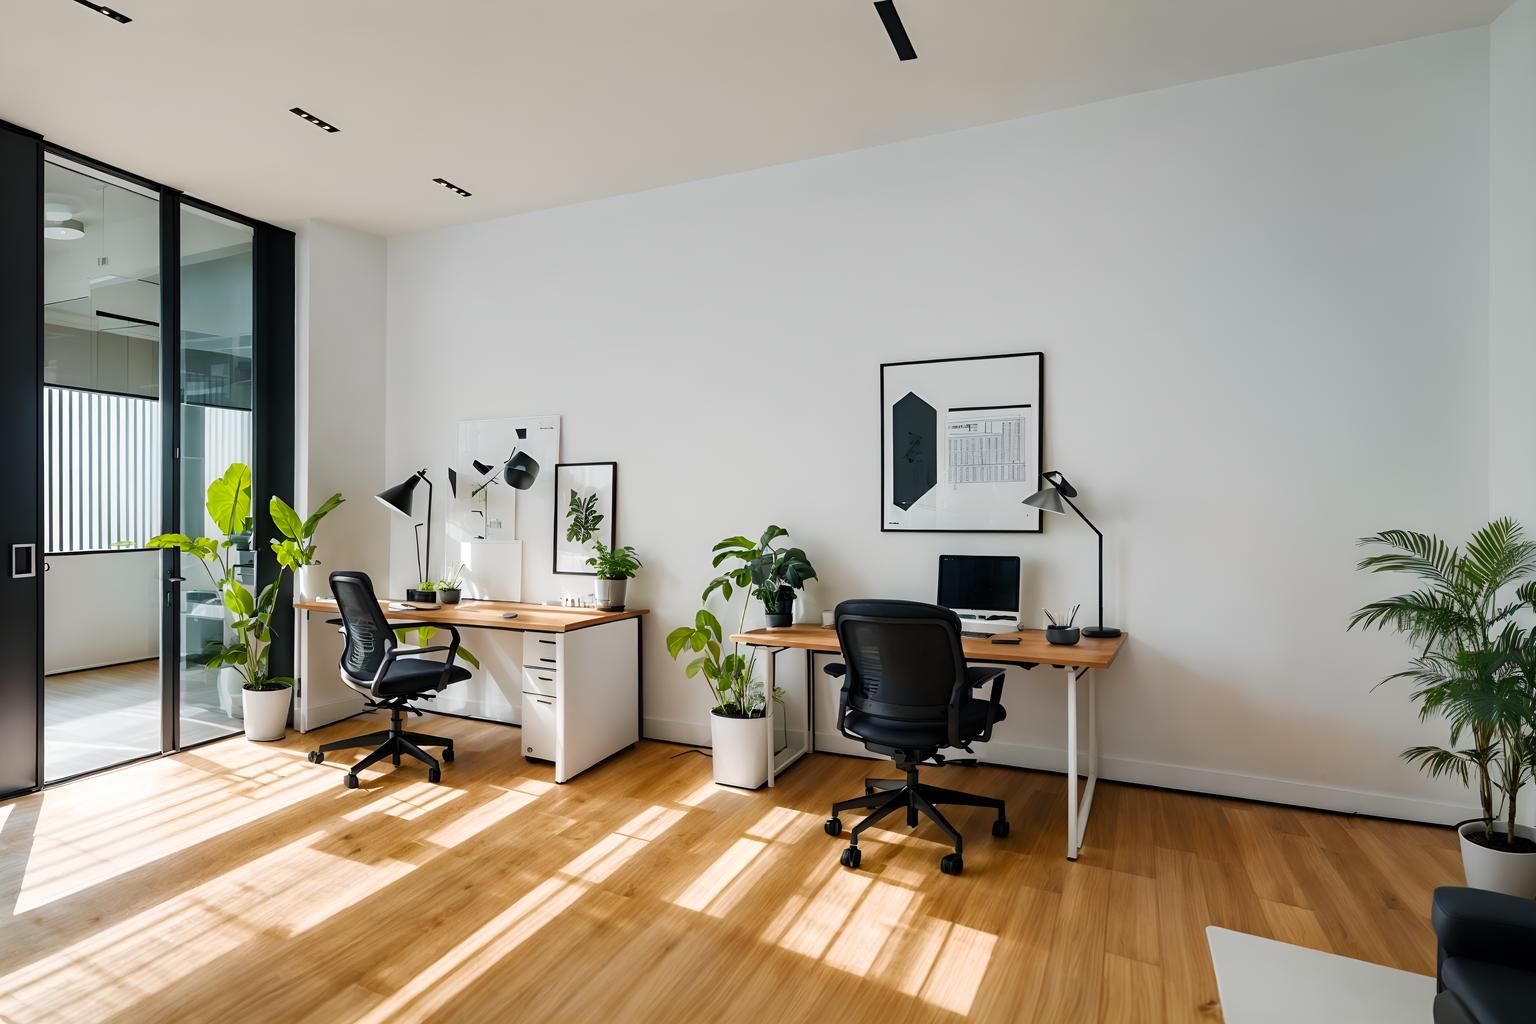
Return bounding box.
[1434,886,1536,974]
[950,666,1007,746]
[823,662,846,679]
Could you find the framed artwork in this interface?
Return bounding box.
[880,352,1044,533]
[450,414,561,543]
[553,462,617,575]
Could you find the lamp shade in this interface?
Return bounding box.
[471,459,495,477]
[504,450,540,490]
[376,473,422,519]
[1023,485,1068,515]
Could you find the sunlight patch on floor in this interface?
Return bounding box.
[0,829,419,1024]
[15,759,326,913]
[674,838,769,913]
[352,804,687,1024]
[342,780,467,822]
[426,788,538,849]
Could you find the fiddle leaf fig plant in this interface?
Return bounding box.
[705,525,817,614]
[148,463,344,693]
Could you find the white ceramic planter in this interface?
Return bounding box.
[242,685,293,742]
[218,667,245,719]
[710,711,770,789]
[1458,821,1536,897]
[594,578,628,611]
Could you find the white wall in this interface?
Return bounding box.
[43,551,159,674]
[376,28,1495,822]
[296,221,389,592]
[1491,1,1536,530]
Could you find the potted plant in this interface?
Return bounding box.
[149,463,344,742]
[1351,519,1536,895]
[667,573,781,788]
[587,542,641,611]
[438,563,466,605]
[708,526,817,628]
[407,580,437,604]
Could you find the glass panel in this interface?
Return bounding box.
[41,159,163,782]
[178,206,255,744]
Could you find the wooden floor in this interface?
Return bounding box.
[0,715,1460,1024]
[43,660,241,781]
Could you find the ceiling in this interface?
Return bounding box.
[0,0,1512,237]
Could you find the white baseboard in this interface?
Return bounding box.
[297,694,367,733]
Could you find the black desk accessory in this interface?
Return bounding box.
[1024,471,1122,639]
[991,636,1021,645]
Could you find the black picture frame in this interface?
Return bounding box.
[552,462,617,575]
[879,351,1045,534]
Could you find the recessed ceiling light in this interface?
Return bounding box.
[44,219,86,241]
[71,0,131,23]
[289,107,340,133]
[433,178,472,198]
[873,1,917,61]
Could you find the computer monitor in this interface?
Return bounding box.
[938,555,1021,622]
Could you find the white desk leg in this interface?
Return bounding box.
[1065,667,1100,861]
[765,650,777,788]
[1066,667,1078,860]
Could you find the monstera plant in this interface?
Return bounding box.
[706,525,817,627]
[149,463,343,740]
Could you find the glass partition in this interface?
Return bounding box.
[177,206,255,745]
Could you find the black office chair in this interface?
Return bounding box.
[822,599,1009,875]
[307,571,471,789]
[1432,886,1536,1024]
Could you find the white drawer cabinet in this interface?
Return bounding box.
[522,691,557,761]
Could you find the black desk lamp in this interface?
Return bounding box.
[1024,471,1122,638]
[377,469,433,585]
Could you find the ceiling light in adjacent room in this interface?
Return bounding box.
[45,219,86,241]
[432,178,472,197]
[873,1,917,61]
[72,0,132,23]
[289,107,341,133]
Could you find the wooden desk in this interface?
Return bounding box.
[295,598,647,783]
[293,598,646,633]
[732,623,1127,860]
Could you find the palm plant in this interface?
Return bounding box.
[1350,518,1536,847]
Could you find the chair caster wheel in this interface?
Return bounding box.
[428,767,442,784]
[940,853,964,875]
[824,817,842,837]
[307,751,323,764]
[344,774,359,790]
[442,747,454,763]
[992,818,1010,838]
[840,847,862,869]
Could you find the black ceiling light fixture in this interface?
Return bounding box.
[433,178,473,198]
[290,107,341,133]
[873,1,917,61]
[72,0,132,23]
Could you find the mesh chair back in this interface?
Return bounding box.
[330,571,396,685]
[834,599,966,721]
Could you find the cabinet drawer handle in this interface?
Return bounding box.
[536,675,553,683]
[534,697,553,706]
[537,638,556,645]
[539,657,556,664]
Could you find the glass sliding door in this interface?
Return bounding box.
[40,157,165,782]
[176,205,255,744]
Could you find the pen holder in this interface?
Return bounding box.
[1046,626,1080,646]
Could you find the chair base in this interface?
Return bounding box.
[826,762,1006,875]
[309,702,454,788]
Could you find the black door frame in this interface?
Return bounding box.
[0,123,294,798]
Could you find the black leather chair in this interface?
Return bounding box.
[1433,886,1536,1024]
[821,599,1009,875]
[307,571,470,789]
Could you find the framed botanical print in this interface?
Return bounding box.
[553,462,617,575]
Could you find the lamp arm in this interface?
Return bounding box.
[421,470,433,584]
[1059,491,1107,631]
